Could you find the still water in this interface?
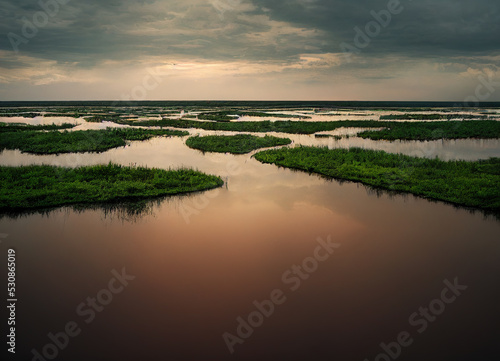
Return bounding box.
[1,131,499,361]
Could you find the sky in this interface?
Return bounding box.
[0,0,499,101]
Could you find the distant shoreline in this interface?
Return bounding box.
[1,100,500,108]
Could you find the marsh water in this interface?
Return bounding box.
[1,109,500,361]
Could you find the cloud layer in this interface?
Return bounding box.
[0,0,499,100]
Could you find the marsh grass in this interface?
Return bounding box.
[357,120,500,140]
[195,110,308,122]
[0,122,76,133]
[186,134,292,154]
[0,128,188,154]
[84,114,122,122]
[380,113,488,120]
[0,163,224,213]
[117,118,500,139]
[254,146,500,213]
[0,112,39,118]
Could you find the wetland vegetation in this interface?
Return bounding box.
[1,102,499,216]
[254,146,500,213]
[379,113,490,120]
[357,120,500,140]
[0,122,76,132]
[196,110,309,122]
[116,118,500,140]
[0,128,188,154]
[0,163,223,213]
[186,134,292,154]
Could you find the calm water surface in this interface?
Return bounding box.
[1,126,499,361]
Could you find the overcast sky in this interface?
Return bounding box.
[0,0,499,101]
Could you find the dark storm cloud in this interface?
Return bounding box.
[1,0,181,63]
[1,0,499,67]
[1,0,299,68]
[250,0,500,57]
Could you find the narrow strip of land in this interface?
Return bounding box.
[379,113,490,120]
[114,118,500,140]
[357,120,500,140]
[0,122,76,132]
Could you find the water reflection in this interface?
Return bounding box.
[1,113,499,361]
[1,134,499,221]
[1,157,499,361]
[0,198,158,223]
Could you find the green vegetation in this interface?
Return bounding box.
[380,113,486,120]
[0,163,223,212]
[115,117,363,133]
[254,146,500,213]
[357,120,500,140]
[84,114,122,123]
[239,111,308,119]
[196,110,308,122]
[314,134,344,140]
[197,111,238,122]
[0,122,76,133]
[0,128,188,154]
[116,118,500,139]
[186,134,292,154]
[43,113,83,118]
[0,112,40,118]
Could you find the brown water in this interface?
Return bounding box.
[1,132,500,361]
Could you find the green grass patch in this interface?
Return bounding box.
[197,111,238,122]
[0,122,76,133]
[120,118,500,139]
[358,120,500,140]
[0,128,188,154]
[84,114,122,123]
[0,163,223,213]
[380,113,487,120]
[186,134,292,154]
[115,118,368,133]
[254,146,500,213]
[196,110,308,122]
[238,111,308,119]
[0,112,39,118]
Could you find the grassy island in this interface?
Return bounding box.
[254,146,500,213]
[0,128,188,154]
[357,120,500,140]
[196,110,308,122]
[379,113,488,120]
[113,118,500,140]
[186,134,292,154]
[0,122,76,133]
[0,163,223,212]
